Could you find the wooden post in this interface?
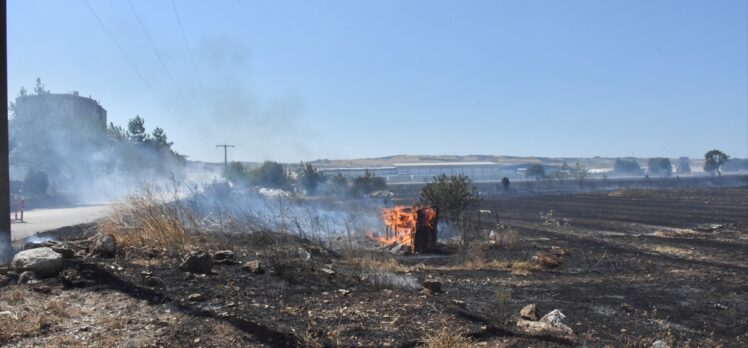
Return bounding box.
[0,0,12,264]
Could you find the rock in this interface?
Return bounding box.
[297,248,311,261]
[540,309,568,326]
[50,246,75,258]
[213,250,237,265]
[516,319,575,341]
[713,303,728,310]
[89,233,116,257]
[320,268,336,278]
[12,247,64,277]
[519,304,539,321]
[650,340,670,348]
[242,260,264,274]
[337,289,351,296]
[18,271,39,284]
[421,280,442,293]
[179,251,213,274]
[187,293,204,302]
[0,275,11,286]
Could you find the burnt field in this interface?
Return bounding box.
[1,187,747,347]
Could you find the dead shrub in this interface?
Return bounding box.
[500,228,522,249]
[534,252,563,268]
[418,326,473,348]
[98,182,194,253]
[490,287,512,325]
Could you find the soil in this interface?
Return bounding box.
[1,187,746,347]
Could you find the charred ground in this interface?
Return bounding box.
[1,187,746,347]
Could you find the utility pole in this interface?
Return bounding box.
[1,0,12,264]
[216,143,235,172]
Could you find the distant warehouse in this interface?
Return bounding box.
[320,162,512,183]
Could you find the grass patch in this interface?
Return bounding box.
[98,183,194,253]
[418,326,473,348]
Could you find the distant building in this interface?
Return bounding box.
[14,91,107,129]
[320,162,516,182]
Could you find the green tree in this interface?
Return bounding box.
[151,127,173,149]
[250,161,288,188]
[647,158,672,177]
[525,164,545,179]
[419,174,480,223]
[676,157,691,174]
[350,170,387,196]
[298,162,324,195]
[127,115,147,143]
[224,161,251,186]
[614,158,643,176]
[572,162,588,188]
[704,150,729,176]
[33,77,48,95]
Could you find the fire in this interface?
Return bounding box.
[369,205,438,251]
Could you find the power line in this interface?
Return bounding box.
[126,0,190,113]
[82,0,172,116]
[170,0,210,108]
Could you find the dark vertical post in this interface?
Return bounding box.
[0,0,12,264]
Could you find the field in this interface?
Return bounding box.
[1,187,746,347]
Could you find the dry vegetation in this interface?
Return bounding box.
[98,183,193,253]
[418,326,473,348]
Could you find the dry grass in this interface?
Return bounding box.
[98,182,193,252]
[654,228,696,238]
[344,253,410,273]
[418,326,473,348]
[510,261,543,275]
[534,252,563,268]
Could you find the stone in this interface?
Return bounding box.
[540,309,568,326]
[12,247,64,277]
[650,340,670,348]
[297,248,311,261]
[50,246,75,258]
[187,293,204,302]
[320,268,336,277]
[516,319,575,341]
[89,233,116,257]
[421,279,442,293]
[18,271,39,284]
[213,250,237,264]
[179,251,213,274]
[242,260,264,274]
[519,304,539,321]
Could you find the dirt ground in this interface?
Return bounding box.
[1,187,746,347]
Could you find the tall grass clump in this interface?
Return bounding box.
[99,181,196,252]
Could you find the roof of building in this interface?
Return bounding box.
[393,162,499,167]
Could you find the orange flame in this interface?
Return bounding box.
[369,206,438,249]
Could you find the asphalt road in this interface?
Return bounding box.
[10,204,111,240]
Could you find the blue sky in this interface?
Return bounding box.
[8,0,748,162]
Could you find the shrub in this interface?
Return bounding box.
[350,170,386,196]
[419,174,480,223]
[614,158,643,175]
[525,163,545,179]
[648,158,672,177]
